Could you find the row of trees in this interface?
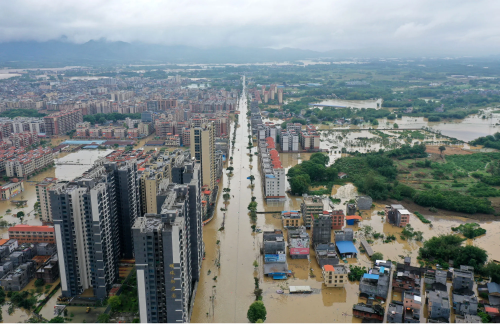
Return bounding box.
[83,113,141,125]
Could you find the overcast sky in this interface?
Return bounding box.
[1,0,499,55]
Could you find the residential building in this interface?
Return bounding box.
[133,188,192,323]
[452,293,478,316]
[263,229,288,279]
[190,122,215,191]
[5,147,54,178]
[356,196,373,210]
[312,213,332,245]
[287,227,309,259]
[315,242,339,267]
[427,290,450,322]
[50,159,140,299]
[36,177,58,222]
[352,304,384,321]
[325,210,344,230]
[258,137,286,200]
[8,225,55,244]
[282,211,301,228]
[300,125,320,151]
[455,314,483,323]
[0,261,36,291]
[386,204,411,228]
[322,264,347,288]
[0,180,24,200]
[387,302,404,323]
[35,254,59,283]
[403,290,422,322]
[453,265,474,291]
[44,109,83,136]
[301,196,323,229]
[280,130,299,152]
[359,271,390,301]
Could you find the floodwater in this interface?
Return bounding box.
[0,149,113,239]
[312,99,383,110]
[191,77,500,323]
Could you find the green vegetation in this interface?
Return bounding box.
[451,223,487,239]
[112,271,138,313]
[83,112,141,125]
[9,290,38,310]
[34,278,45,287]
[371,252,383,262]
[471,132,500,150]
[97,314,110,323]
[414,212,431,224]
[48,316,65,323]
[247,301,267,323]
[419,235,487,271]
[401,224,423,241]
[348,265,367,281]
[0,109,46,118]
[287,152,337,195]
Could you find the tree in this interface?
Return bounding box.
[393,123,399,129]
[48,316,65,323]
[253,260,258,268]
[371,252,384,262]
[97,314,110,323]
[34,278,45,287]
[247,301,267,323]
[438,145,446,158]
[107,295,121,311]
[98,117,107,124]
[290,174,310,195]
[2,175,9,182]
[249,175,255,185]
[16,211,25,224]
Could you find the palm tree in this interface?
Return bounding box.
[249,175,255,185]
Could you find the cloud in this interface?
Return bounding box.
[0,0,499,56]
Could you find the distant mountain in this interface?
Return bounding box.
[0,39,330,65]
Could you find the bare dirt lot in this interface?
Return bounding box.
[426,145,472,155]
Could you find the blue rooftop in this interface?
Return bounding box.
[336,241,358,254]
[363,273,380,280]
[265,174,275,178]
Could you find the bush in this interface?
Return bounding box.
[414,211,431,224]
[451,223,486,239]
[371,252,384,262]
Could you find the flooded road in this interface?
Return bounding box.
[191,77,500,323]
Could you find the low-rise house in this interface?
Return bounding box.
[315,242,339,267]
[488,282,500,306]
[453,265,474,292]
[427,290,450,322]
[452,293,478,316]
[263,229,288,279]
[0,261,36,291]
[8,225,55,244]
[352,303,384,322]
[455,314,482,323]
[403,290,422,323]
[356,195,372,210]
[35,254,59,283]
[322,264,347,288]
[386,204,411,228]
[0,180,24,201]
[282,211,301,228]
[387,302,403,323]
[359,271,390,301]
[287,227,309,259]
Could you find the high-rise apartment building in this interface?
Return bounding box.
[190,122,215,191]
[44,110,83,136]
[50,159,140,299]
[36,177,58,223]
[133,185,193,323]
[312,214,332,245]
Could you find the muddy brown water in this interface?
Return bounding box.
[190,78,500,323]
